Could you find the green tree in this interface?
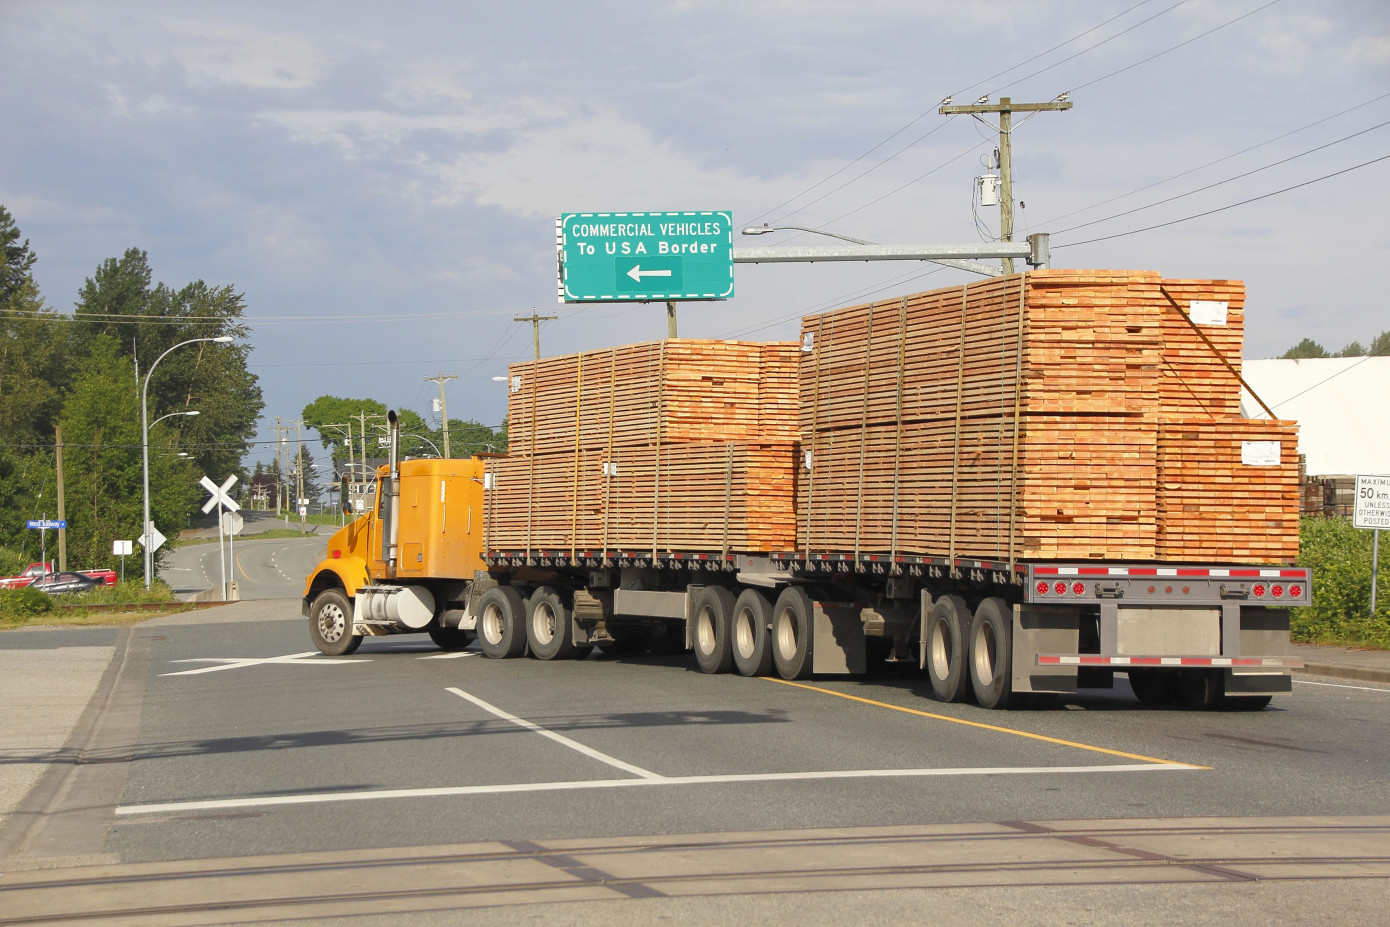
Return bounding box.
[1280,338,1328,359]
[0,205,38,302]
[1336,340,1366,357]
[58,340,197,575]
[441,417,508,456]
[73,250,263,482]
[1371,331,1390,357]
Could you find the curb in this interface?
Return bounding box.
[1294,663,1390,685]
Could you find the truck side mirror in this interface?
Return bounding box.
[340,475,352,516]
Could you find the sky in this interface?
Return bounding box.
[3,0,1388,470]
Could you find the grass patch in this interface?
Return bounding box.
[173,527,326,547]
[1292,517,1390,650]
[0,580,190,629]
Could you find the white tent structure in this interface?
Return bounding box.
[1241,357,1390,477]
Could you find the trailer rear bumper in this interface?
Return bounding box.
[1036,654,1303,669]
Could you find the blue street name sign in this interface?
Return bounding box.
[27,519,66,529]
[557,211,734,302]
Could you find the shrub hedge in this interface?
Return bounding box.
[1292,517,1390,648]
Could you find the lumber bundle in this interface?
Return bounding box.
[797,269,1297,563]
[486,443,795,554]
[507,340,799,457]
[488,339,799,555]
[1156,417,1300,562]
[798,416,1157,561]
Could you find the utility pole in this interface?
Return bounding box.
[290,418,306,528]
[665,301,678,339]
[939,94,1071,274]
[424,372,458,458]
[274,417,284,514]
[515,311,558,360]
[55,424,67,571]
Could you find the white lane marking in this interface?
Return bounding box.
[161,651,368,676]
[419,652,478,660]
[446,686,663,780]
[115,763,1192,816]
[1294,678,1390,693]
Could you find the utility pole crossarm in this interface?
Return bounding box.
[938,101,1072,115]
[515,311,558,361]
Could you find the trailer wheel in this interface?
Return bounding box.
[477,586,527,659]
[731,588,774,677]
[309,589,362,656]
[1179,669,1273,711]
[925,594,971,703]
[428,627,473,651]
[1127,669,1180,706]
[968,597,1013,709]
[527,586,576,660]
[772,587,814,680]
[692,586,735,674]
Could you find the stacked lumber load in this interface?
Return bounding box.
[1155,278,1246,417]
[1155,417,1300,562]
[797,269,1299,563]
[488,339,799,555]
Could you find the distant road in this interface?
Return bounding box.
[160,531,328,601]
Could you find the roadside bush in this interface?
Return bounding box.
[75,580,176,606]
[1292,517,1390,648]
[0,586,56,621]
[0,545,28,578]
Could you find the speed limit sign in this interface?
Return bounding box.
[1354,475,1390,529]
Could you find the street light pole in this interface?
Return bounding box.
[141,336,232,589]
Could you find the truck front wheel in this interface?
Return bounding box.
[310,589,362,656]
[478,586,527,659]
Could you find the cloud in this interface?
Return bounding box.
[161,18,326,90]
[1347,35,1390,66]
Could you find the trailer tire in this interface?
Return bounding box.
[309,589,362,656]
[925,594,971,703]
[731,588,774,677]
[692,586,735,674]
[527,586,575,661]
[968,597,1013,709]
[772,587,814,680]
[1179,669,1273,711]
[477,586,527,659]
[1127,669,1181,706]
[428,627,473,651]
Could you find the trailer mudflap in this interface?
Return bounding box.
[1013,604,1082,694]
[812,602,866,675]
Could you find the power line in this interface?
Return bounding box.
[743,0,1169,227]
[1052,117,1390,236]
[1053,153,1390,248]
[1037,91,1390,227]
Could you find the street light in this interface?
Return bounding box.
[741,224,875,246]
[141,336,233,589]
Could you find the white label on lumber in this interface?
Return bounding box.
[801,332,815,352]
[1189,300,1228,326]
[804,450,813,470]
[1241,440,1281,466]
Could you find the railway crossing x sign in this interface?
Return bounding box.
[200,475,240,514]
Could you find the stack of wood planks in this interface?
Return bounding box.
[487,339,799,555]
[797,269,1299,563]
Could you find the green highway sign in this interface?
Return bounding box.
[557,211,734,302]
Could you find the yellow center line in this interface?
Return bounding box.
[765,678,1207,769]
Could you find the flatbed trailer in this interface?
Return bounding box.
[302,440,1305,712]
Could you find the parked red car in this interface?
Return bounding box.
[0,562,118,590]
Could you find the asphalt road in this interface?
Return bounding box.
[160,532,327,600]
[2,607,1388,923]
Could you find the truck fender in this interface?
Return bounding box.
[302,558,371,615]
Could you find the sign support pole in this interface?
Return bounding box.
[1373,529,1380,616]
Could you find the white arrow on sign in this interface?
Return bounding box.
[200,474,240,514]
[626,265,673,282]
